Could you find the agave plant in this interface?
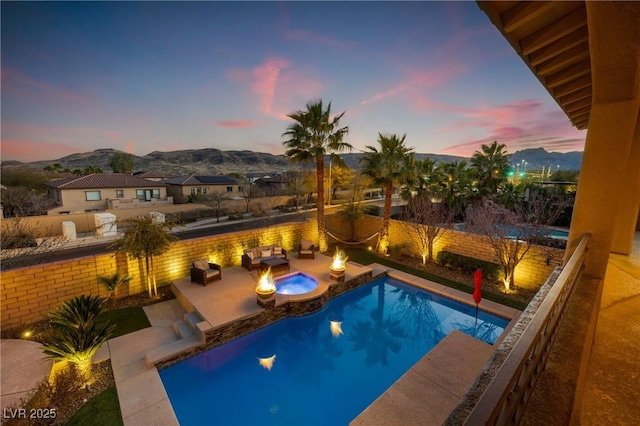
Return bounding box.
[97,271,132,300]
[42,295,115,382]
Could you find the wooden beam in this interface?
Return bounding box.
[528,26,589,66]
[502,1,556,34]
[571,110,591,123]
[546,59,591,88]
[536,42,590,76]
[564,96,592,113]
[521,7,587,56]
[560,87,592,105]
[573,118,589,130]
[553,74,592,98]
[568,105,591,117]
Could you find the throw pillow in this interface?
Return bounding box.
[301,239,313,250]
[247,251,255,260]
[193,259,209,270]
[261,249,272,257]
[273,246,282,255]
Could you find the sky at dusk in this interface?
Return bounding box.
[1,1,586,163]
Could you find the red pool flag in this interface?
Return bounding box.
[473,269,482,305]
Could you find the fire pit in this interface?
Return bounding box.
[329,247,348,281]
[256,267,276,305]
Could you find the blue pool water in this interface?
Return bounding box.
[275,272,318,295]
[160,277,509,425]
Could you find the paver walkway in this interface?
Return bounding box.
[0,339,52,410]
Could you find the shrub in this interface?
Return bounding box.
[436,251,502,282]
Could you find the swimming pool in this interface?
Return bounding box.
[160,277,509,425]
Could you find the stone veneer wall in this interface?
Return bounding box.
[326,213,564,291]
[1,220,319,330]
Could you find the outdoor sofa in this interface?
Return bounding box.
[241,245,287,271]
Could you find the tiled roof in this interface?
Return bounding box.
[162,175,238,185]
[46,173,166,189]
[133,171,175,179]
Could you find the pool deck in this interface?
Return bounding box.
[0,253,519,425]
[101,253,519,425]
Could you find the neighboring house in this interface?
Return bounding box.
[132,171,176,182]
[45,173,172,215]
[254,175,291,196]
[163,175,240,204]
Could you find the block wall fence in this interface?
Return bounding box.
[1,214,563,330]
[1,220,318,330]
[329,214,564,291]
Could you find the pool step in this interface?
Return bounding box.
[172,320,194,338]
[144,335,202,368]
[184,311,203,329]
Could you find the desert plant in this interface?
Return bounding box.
[97,272,132,300]
[42,295,115,381]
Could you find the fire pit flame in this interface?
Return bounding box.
[330,247,348,271]
[256,267,276,294]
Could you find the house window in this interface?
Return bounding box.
[85,191,101,201]
[191,188,196,195]
[152,189,160,198]
[115,190,124,198]
[227,186,233,193]
[136,189,159,201]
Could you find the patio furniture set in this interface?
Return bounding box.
[190,240,316,286]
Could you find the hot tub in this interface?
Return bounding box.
[275,272,318,295]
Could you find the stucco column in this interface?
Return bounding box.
[611,118,640,254]
[565,2,640,278]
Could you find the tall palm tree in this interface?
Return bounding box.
[470,141,510,196]
[360,133,416,254]
[282,99,351,252]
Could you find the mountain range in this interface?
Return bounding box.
[1,147,583,175]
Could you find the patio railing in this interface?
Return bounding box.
[456,233,591,425]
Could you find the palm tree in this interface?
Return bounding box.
[109,216,176,298]
[470,141,510,196]
[282,99,352,252]
[360,133,416,254]
[434,161,476,220]
[42,295,115,382]
[97,271,132,302]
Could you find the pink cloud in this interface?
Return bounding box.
[360,63,468,106]
[436,99,585,156]
[227,57,323,120]
[214,120,261,128]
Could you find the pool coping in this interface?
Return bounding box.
[112,261,522,426]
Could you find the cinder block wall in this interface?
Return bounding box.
[327,214,564,290]
[1,220,318,330]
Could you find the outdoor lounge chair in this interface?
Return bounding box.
[190,259,222,286]
[298,239,315,259]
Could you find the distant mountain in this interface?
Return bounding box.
[1,147,583,175]
[508,148,583,173]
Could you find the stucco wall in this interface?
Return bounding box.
[1,220,318,330]
[48,186,168,215]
